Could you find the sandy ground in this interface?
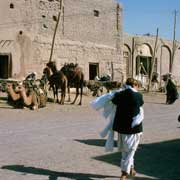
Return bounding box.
[0,91,180,180]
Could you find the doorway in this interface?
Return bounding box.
[136,56,152,76]
[0,54,12,79]
[89,63,99,80]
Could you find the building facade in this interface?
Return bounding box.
[123,33,180,86]
[0,0,124,82]
[0,0,180,86]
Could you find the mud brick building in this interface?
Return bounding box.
[123,33,180,86]
[0,0,180,85]
[0,0,123,82]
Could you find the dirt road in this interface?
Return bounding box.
[0,92,180,180]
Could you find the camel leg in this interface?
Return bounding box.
[52,86,56,103]
[31,94,39,110]
[60,93,64,105]
[59,94,62,104]
[59,90,63,105]
[18,86,39,110]
[22,93,33,106]
[55,87,59,103]
[78,84,83,105]
[62,86,66,105]
[52,86,59,103]
[71,85,79,104]
[60,82,66,105]
[67,86,71,102]
[21,92,38,110]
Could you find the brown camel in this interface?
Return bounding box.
[60,63,84,105]
[6,83,37,109]
[46,62,67,104]
[6,82,46,110]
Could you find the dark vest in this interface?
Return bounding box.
[112,88,144,134]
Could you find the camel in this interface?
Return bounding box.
[6,82,47,110]
[48,72,67,104]
[60,63,84,105]
[47,61,84,105]
[45,62,67,104]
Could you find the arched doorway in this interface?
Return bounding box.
[135,44,153,76]
[160,45,171,75]
[135,44,153,88]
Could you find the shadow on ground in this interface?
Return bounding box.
[144,101,166,105]
[1,165,118,180]
[76,139,115,147]
[76,139,180,180]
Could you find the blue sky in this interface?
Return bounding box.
[116,0,180,40]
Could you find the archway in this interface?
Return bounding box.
[135,44,153,89]
[135,44,153,77]
[160,45,171,75]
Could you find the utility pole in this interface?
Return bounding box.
[131,37,135,77]
[147,28,159,92]
[171,10,178,73]
[116,3,121,52]
[49,0,63,62]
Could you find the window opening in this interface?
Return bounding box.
[89,63,99,80]
[94,10,99,17]
[0,54,12,79]
[10,3,14,9]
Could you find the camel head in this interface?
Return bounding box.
[6,83,13,90]
[6,83,21,93]
[46,61,57,72]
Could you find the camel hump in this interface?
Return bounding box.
[75,66,82,72]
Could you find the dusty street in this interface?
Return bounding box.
[0,92,180,180]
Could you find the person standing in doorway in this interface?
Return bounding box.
[151,72,159,91]
[111,78,144,180]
